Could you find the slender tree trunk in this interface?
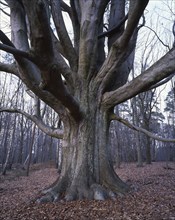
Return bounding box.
[2,117,16,175]
[145,131,152,164]
[136,132,143,167]
[2,145,12,175]
[56,141,62,173]
[26,125,36,176]
[131,94,143,167]
[1,115,11,165]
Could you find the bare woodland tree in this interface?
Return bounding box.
[0,0,175,202]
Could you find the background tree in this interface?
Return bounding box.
[0,0,175,202]
[163,82,175,165]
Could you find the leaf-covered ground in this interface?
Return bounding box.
[0,162,175,220]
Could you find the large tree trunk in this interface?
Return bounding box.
[2,0,153,203]
[38,105,129,202]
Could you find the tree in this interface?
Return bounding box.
[0,0,175,202]
[164,83,175,165]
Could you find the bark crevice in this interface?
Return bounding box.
[37,109,129,203]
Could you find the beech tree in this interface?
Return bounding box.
[0,0,175,202]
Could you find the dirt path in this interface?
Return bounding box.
[0,162,175,220]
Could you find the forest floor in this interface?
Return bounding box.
[0,162,175,220]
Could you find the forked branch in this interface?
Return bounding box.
[116,0,149,47]
[0,30,35,62]
[102,47,175,108]
[51,0,78,70]
[98,14,128,39]
[0,43,35,62]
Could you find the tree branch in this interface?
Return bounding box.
[22,0,53,57]
[111,114,175,143]
[173,20,175,47]
[116,0,149,47]
[143,25,170,50]
[0,107,63,139]
[95,1,148,88]
[0,43,35,62]
[0,8,10,16]
[51,30,74,86]
[51,0,78,71]
[0,29,15,47]
[0,62,19,76]
[0,0,8,7]
[98,14,128,39]
[102,47,175,108]
[0,30,36,63]
[144,73,175,91]
[60,0,71,15]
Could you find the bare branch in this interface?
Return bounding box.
[98,14,128,39]
[0,43,35,61]
[96,1,149,88]
[0,107,63,139]
[51,0,78,71]
[0,8,10,16]
[60,0,71,14]
[0,29,15,47]
[111,114,175,143]
[0,0,8,7]
[144,73,175,91]
[143,25,170,50]
[173,20,175,47]
[0,62,19,76]
[109,0,149,48]
[117,0,149,47]
[22,0,53,57]
[102,47,175,108]
[0,30,36,62]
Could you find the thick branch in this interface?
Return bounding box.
[173,20,175,47]
[0,107,63,139]
[51,0,78,71]
[60,0,71,15]
[98,14,128,39]
[0,43,35,62]
[117,0,149,47]
[102,47,175,108]
[0,29,15,47]
[95,1,148,88]
[97,27,139,92]
[69,0,80,54]
[42,69,83,122]
[5,0,29,51]
[78,0,109,79]
[0,62,18,76]
[0,30,36,64]
[50,30,74,86]
[111,114,175,143]
[144,73,175,91]
[22,0,53,57]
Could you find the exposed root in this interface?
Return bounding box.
[36,182,126,203]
